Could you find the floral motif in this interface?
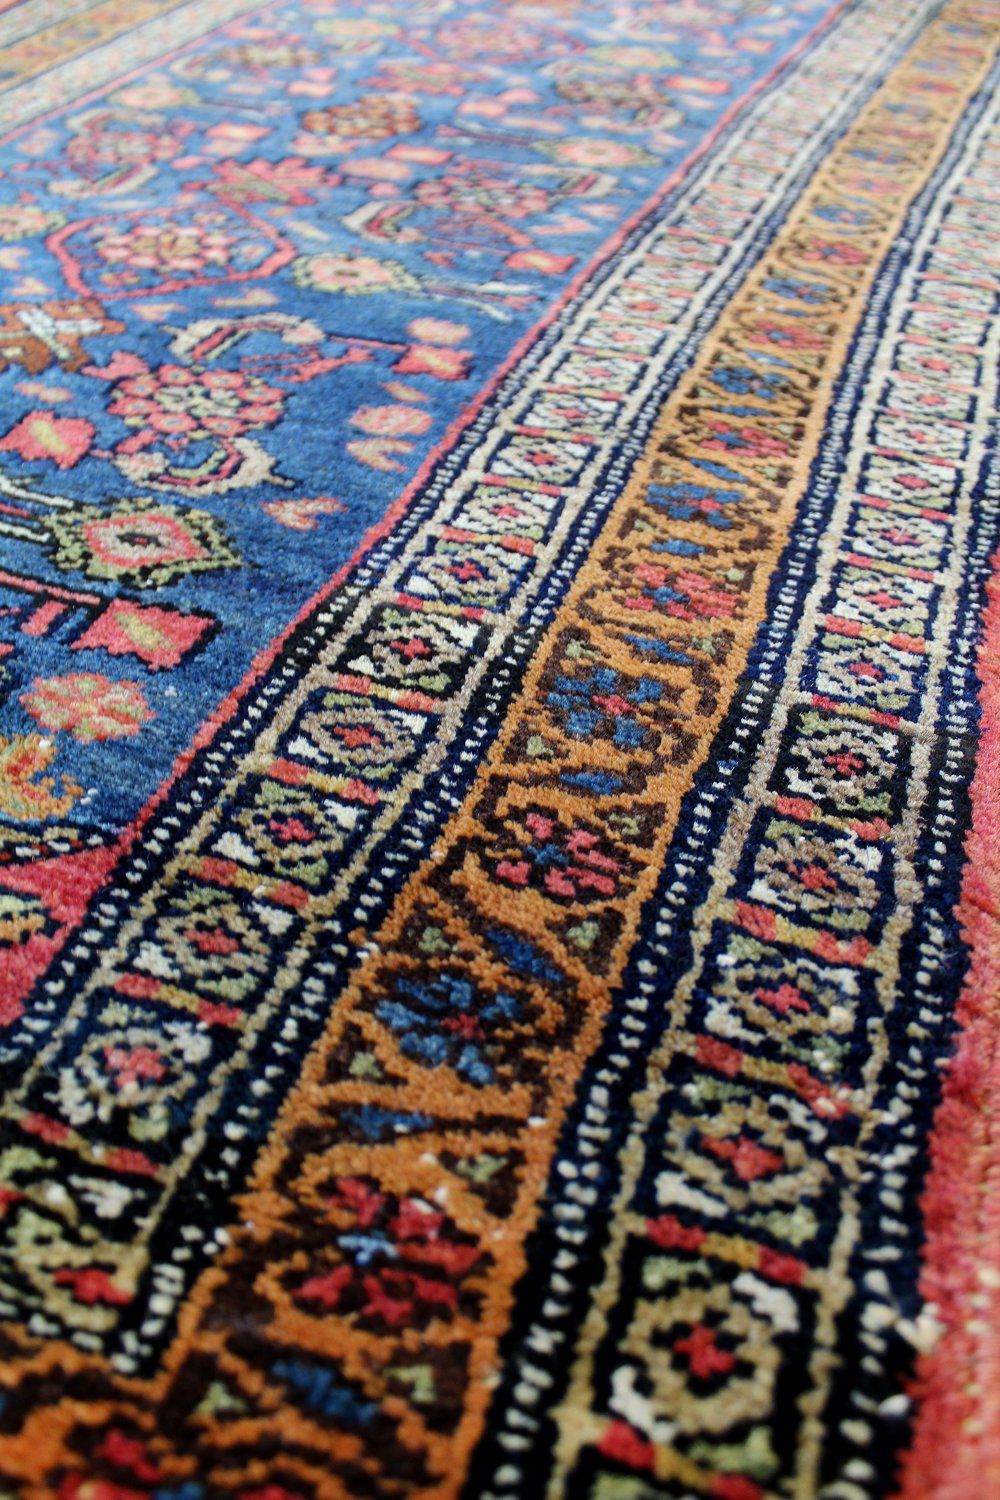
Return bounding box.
[290,1176,487,1333]
[292,251,418,296]
[415,165,556,245]
[299,94,421,149]
[537,137,657,168]
[200,156,336,206]
[407,317,472,345]
[349,404,433,437]
[56,1019,212,1133]
[263,495,346,530]
[21,673,153,742]
[92,215,236,278]
[52,206,296,302]
[108,362,284,444]
[48,498,241,588]
[102,356,290,491]
[109,75,192,111]
[60,108,190,194]
[374,970,525,1086]
[554,73,684,128]
[0,298,123,376]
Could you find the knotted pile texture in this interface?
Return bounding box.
[0,1,997,1497]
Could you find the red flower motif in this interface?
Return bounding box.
[108,361,284,445]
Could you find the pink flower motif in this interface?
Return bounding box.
[263,496,346,530]
[67,113,187,175]
[21,673,153,742]
[346,438,413,472]
[416,168,552,222]
[108,361,285,445]
[548,138,654,168]
[395,345,472,382]
[349,404,432,437]
[93,216,236,277]
[292,250,417,296]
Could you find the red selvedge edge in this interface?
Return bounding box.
[894,559,1000,1499]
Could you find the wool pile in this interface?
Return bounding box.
[0,1,996,1497]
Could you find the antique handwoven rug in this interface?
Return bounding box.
[0,0,997,1496]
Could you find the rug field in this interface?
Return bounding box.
[0,1,996,1496]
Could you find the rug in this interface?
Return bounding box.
[0,0,996,1495]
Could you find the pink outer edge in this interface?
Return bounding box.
[893,558,1000,1499]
